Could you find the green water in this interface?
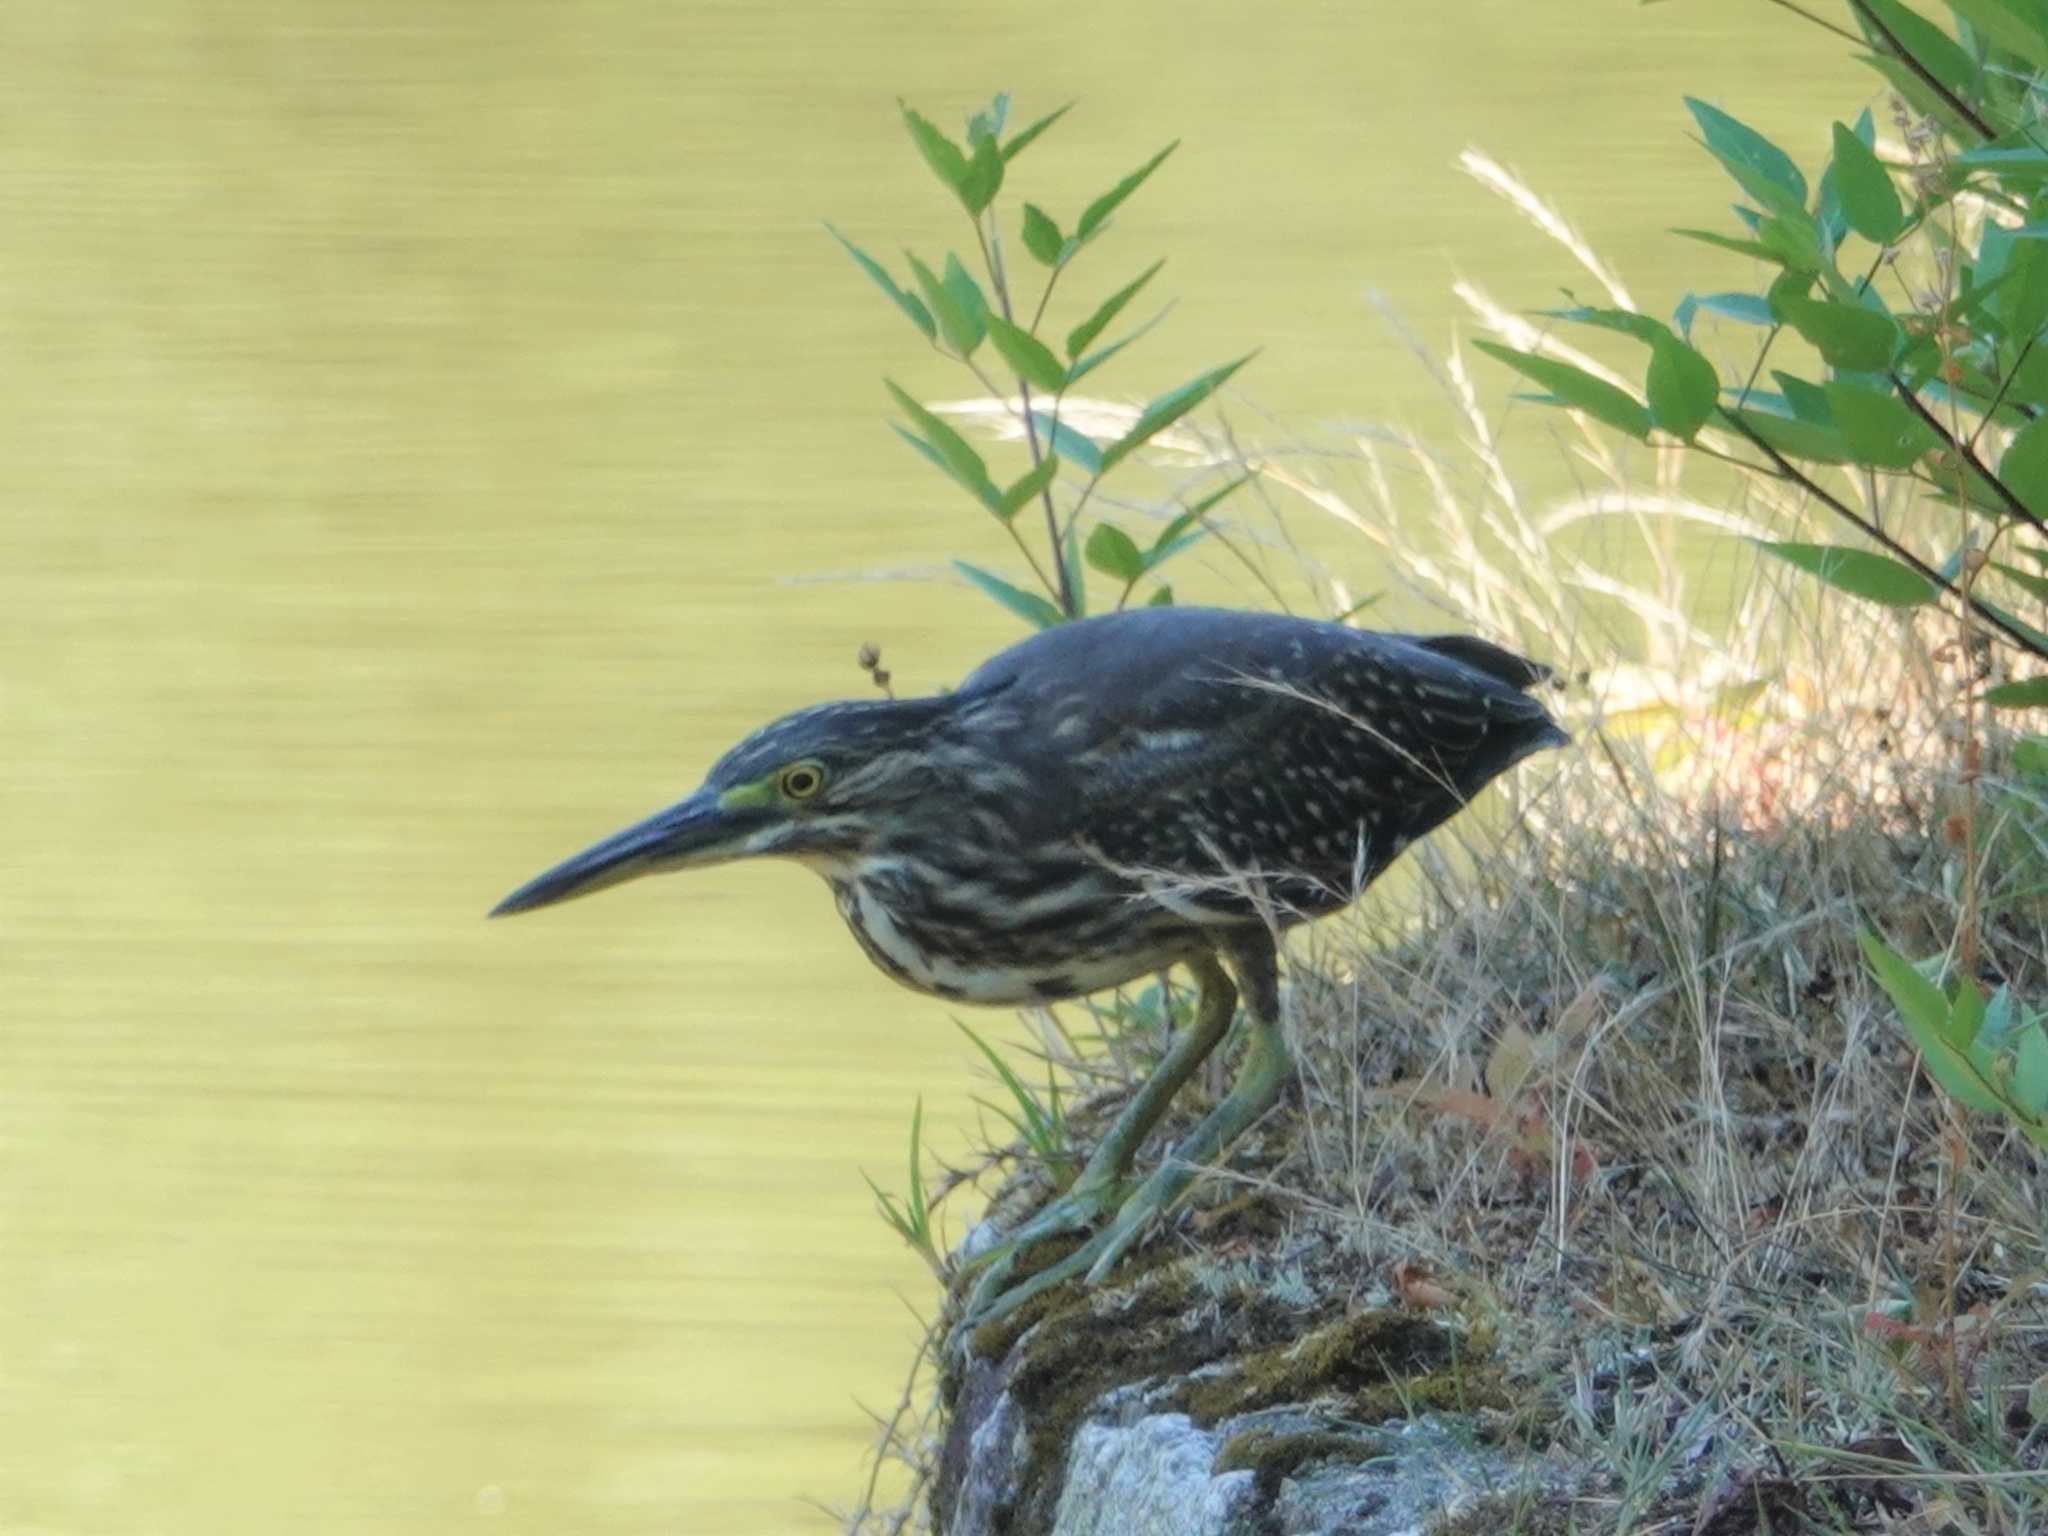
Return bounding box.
[3,4,1864,1532]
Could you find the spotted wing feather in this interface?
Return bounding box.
[958,608,1563,924]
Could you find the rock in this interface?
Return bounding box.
[1054,1402,1255,1535]
[933,1256,1570,1536]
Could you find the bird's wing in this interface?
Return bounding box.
[970,618,1540,843]
[1082,644,1491,805]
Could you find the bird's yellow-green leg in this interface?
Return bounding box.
[960,936,1289,1332]
[956,952,1237,1324]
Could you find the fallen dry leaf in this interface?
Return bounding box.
[1391,1085,1601,1185]
[1391,1260,1456,1310]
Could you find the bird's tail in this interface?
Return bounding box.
[1411,633,1555,692]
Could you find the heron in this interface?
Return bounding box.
[491,606,1566,1327]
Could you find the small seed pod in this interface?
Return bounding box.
[856,642,893,698]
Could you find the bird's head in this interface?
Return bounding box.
[488,693,967,918]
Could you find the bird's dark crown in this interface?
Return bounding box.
[702,692,969,807]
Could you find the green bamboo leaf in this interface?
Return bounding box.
[886,380,1001,512]
[1021,203,1066,267]
[904,252,980,356]
[1145,525,1211,569]
[1766,266,1818,322]
[1068,304,1172,384]
[1774,295,1902,370]
[1997,234,2048,342]
[960,126,1004,215]
[1065,260,1165,359]
[1815,108,1870,246]
[1146,584,1174,607]
[1953,143,2048,176]
[1731,405,1855,464]
[1146,509,1205,562]
[2012,1018,2048,1114]
[1945,0,2048,71]
[1998,412,2048,521]
[891,426,1003,516]
[985,314,1067,393]
[1859,932,1955,1044]
[1100,352,1258,472]
[1148,472,1254,560]
[1686,96,1808,219]
[1991,562,2048,603]
[900,104,970,199]
[1083,522,1145,583]
[1855,0,1980,101]
[1828,121,1905,243]
[1694,292,1776,326]
[1543,306,1671,346]
[824,224,936,341]
[998,454,1060,521]
[953,560,1064,629]
[1646,332,1720,440]
[1179,469,1255,521]
[1825,382,1941,468]
[1982,987,2023,1050]
[1978,596,2048,654]
[943,254,989,353]
[1757,212,1826,273]
[1673,227,1779,263]
[1472,340,1653,441]
[1951,978,1989,1054]
[2005,342,2048,410]
[1983,677,2048,708]
[1001,101,1073,163]
[1859,931,2004,1113]
[1030,411,1104,475]
[1076,142,1179,241]
[1061,526,1087,618]
[1768,371,1832,424]
[1752,540,1938,606]
[966,93,1009,143]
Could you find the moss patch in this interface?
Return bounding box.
[954,1232,1090,1370]
[960,1256,1312,1533]
[1212,1426,1387,1504]
[1166,1309,1506,1427]
[1185,1188,1292,1248]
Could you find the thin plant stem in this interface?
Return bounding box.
[1719,408,2048,660]
[1892,374,2048,536]
[1843,0,1996,141]
[977,210,1075,616]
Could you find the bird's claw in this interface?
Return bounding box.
[948,1164,1194,1360]
[950,1176,1124,1335]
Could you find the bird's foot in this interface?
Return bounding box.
[948,1157,1202,1356]
[947,1012,1292,1361]
[950,1174,1127,1338]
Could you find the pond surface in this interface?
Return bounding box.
[3,4,1862,1531]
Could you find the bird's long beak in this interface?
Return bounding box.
[488,789,764,918]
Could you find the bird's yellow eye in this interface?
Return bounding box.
[778,761,827,800]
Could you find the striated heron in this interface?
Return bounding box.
[491,606,1566,1326]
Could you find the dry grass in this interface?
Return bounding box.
[1292,633,2048,1533]
[835,159,2048,1536]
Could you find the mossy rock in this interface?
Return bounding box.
[1166,1307,1508,1427]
